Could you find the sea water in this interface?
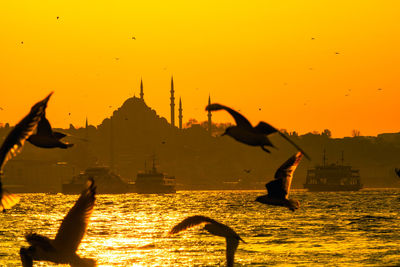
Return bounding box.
[1,189,400,266]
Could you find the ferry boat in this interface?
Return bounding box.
[303,151,362,192]
[134,157,176,194]
[62,166,134,194]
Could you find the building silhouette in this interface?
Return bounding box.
[170,76,175,127]
[208,94,212,134]
[179,97,183,129]
[140,78,144,100]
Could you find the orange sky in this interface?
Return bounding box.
[0,1,399,137]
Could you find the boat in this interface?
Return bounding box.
[303,151,362,192]
[62,166,134,194]
[134,156,176,194]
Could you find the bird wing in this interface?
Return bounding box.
[265,179,286,199]
[20,248,33,267]
[36,115,53,136]
[53,178,96,253]
[169,215,218,234]
[277,131,311,160]
[267,152,303,199]
[395,168,400,178]
[204,221,245,242]
[254,122,278,135]
[0,92,52,171]
[226,237,239,267]
[0,187,20,211]
[205,103,253,129]
[52,132,67,140]
[25,233,55,251]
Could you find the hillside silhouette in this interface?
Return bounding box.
[1,96,400,191]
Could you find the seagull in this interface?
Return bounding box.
[169,215,245,267]
[395,168,400,178]
[205,103,310,159]
[0,92,52,212]
[255,152,303,211]
[20,178,97,267]
[27,114,73,149]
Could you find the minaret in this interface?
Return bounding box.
[208,94,212,134]
[170,76,175,127]
[178,97,183,129]
[140,78,144,100]
[85,117,89,140]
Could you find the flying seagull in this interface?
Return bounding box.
[256,152,303,211]
[27,114,73,149]
[0,92,52,212]
[169,215,245,267]
[20,178,97,266]
[205,103,310,159]
[395,168,400,178]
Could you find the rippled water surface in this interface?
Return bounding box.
[1,189,400,266]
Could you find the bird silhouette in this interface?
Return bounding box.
[20,178,97,267]
[205,103,310,159]
[243,169,251,174]
[256,152,303,211]
[0,92,52,212]
[27,114,73,149]
[169,215,245,267]
[395,168,400,178]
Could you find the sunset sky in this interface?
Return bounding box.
[0,1,399,137]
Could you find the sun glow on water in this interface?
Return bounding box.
[1,190,400,266]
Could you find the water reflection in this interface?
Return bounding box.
[1,190,400,266]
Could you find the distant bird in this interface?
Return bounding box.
[243,169,251,174]
[378,88,382,91]
[27,114,74,149]
[115,58,119,61]
[161,141,166,144]
[345,94,349,97]
[21,41,24,44]
[68,112,71,116]
[395,168,400,178]
[256,152,303,211]
[169,215,245,267]
[20,178,97,266]
[311,37,315,40]
[0,92,52,212]
[56,16,59,20]
[206,103,310,159]
[335,52,340,55]
[258,108,261,111]
[132,37,136,40]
